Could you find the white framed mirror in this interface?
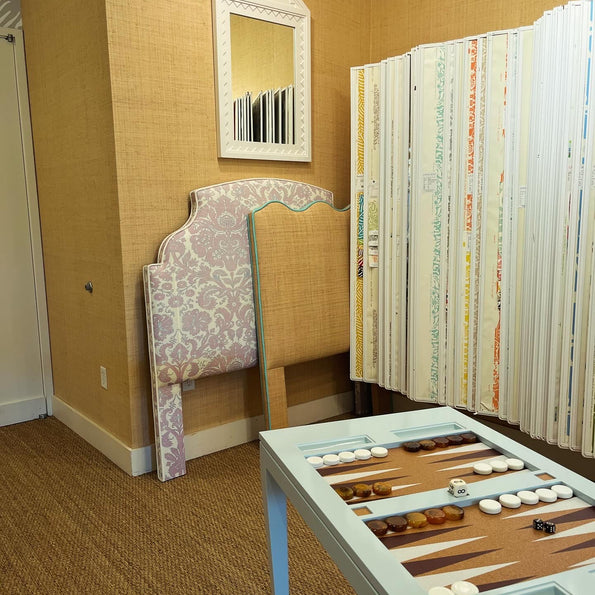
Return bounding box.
[212,0,311,162]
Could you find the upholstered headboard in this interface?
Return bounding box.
[249,201,350,430]
[143,178,333,481]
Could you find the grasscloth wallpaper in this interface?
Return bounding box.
[22,0,368,448]
[369,0,561,62]
[22,0,131,443]
[21,0,562,452]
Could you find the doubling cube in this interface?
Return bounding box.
[448,478,469,498]
[532,518,544,530]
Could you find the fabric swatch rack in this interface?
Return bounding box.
[350,0,595,458]
[233,85,294,144]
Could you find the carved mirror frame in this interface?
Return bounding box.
[212,0,311,161]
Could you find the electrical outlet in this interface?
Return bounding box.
[100,366,108,390]
[182,379,195,391]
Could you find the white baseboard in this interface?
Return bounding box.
[0,395,46,427]
[52,396,141,475]
[52,391,353,477]
[184,390,354,461]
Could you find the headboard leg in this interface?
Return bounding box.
[262,367,289,430]
[153,383,187,481]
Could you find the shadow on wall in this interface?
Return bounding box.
[1,0,22,29]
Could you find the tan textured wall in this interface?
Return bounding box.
[107,0,370,446]
[23,0,369,450]
[22,0,132,444]
[369,0,560,62]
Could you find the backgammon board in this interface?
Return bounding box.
[260,407,595,594]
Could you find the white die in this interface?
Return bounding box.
[448,478,468,498]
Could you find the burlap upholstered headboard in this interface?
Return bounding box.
[143,179,333,481]
[248,201,350,430]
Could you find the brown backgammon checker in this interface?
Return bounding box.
[372,481,392,496]
[405,512,428,528]
[403,441,422,452]
[353,483,372,498]
[432,436,450,447]
[420,439,437,450]
[385,516,408,532]
[424,508,447,524]
[334,486,354,500]
[366,519,388,536]
[442,505,465,520]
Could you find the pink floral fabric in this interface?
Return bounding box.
[144,179,333,481]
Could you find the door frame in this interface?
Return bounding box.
[2,26,53,417]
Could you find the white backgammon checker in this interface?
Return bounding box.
[473,462,493,475]
[322,454,340,466]
[536,488,558,503]
[354,448,372,460]
[338,451,356,463]
[489,459,509,473]
[499,494,522,509]
[370,446,388,458]
[505,458,525,470]
[479,499,502,514]
[450,580,479,594]
[517,490,540,505]
[551,484,574,499]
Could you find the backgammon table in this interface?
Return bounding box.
[259,407,595,594]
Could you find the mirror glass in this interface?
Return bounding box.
[212,0,311,161]
[230,15,294,144]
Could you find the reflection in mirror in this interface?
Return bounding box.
[212,0,311,162]
[230,15,295,144]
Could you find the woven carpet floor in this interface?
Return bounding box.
[0,417,356,594]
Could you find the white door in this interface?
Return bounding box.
[0,28,53,426]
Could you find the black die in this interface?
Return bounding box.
[543,521,556,534]
[533,518,544,530]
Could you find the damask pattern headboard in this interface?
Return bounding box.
[143,178,334,481]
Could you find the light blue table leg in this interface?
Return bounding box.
[261,466,289,594]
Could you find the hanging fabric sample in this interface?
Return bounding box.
[518,1,595,452]
[350,64,381,383]
[376,55,410,394]
[473,31,509,415]
[408,43,450,405]
[499,26,534,425]
[350,66,365,382]
[349,0,595,458]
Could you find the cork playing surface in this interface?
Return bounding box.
[317,439,526,504]
[375,495,595,592]
[315,438,595,591]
